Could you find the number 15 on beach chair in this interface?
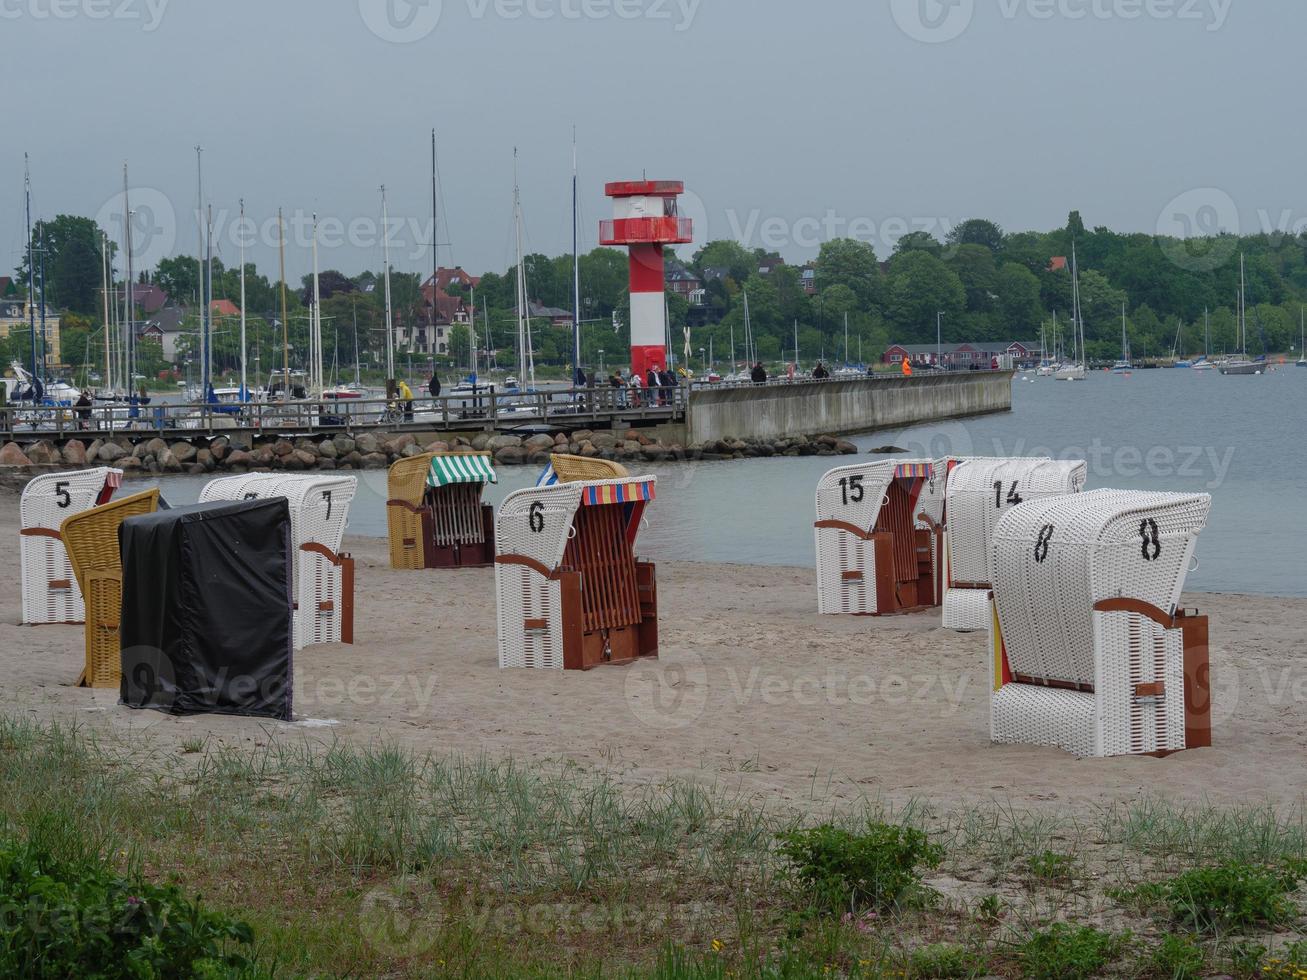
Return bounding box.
[814,460,940,615]
[496,476,658,670]
[989,490,1213,758]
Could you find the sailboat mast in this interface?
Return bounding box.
[512,150,531,388]
[381,186,395,388]
[571,129,581,382]
[100,232,111,393]
[431,129,439,371]
[123,165,134,390]
[204,204,214,396]
[844,312,849,366]
[23,155,38,387]
[277,208,289,396]
[1239,253,1246,356]
[239,199,248,398]
[311,213,322,395]
[195,146,204,396]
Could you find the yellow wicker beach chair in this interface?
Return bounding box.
[387,454,436,570]
[61,488,160,688]
[549,454,629,483]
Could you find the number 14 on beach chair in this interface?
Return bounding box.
[814,460,940,616]
[495,475,658,670]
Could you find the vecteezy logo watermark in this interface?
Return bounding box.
[624,652,708,729]
[891,0,1233,43]
[359,0,700,42]
[359,880,442,957]
[95,187,177,272]
[357,0,444,43]
[891,0,975,44]
[0,0,170,31]
[1156,187,1240,272]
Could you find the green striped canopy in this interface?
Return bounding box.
[427,454,498,488]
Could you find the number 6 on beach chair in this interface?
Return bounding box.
[496,476,658,670]
[20,467,123,625]
[989,489,1213,758]
[942,458,1086,631]
[815,460,939,615]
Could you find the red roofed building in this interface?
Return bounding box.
[413,267,481,355]
[1049,256,1068,272]
[209,299,241,318]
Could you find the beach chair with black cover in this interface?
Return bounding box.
[496,475,657,670]
[815,460,939,615]
[20,467,122,624]
[989,489,1212,757]
[118,498,294,721]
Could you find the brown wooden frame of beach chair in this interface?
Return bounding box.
[549,454,629,484]
[387,453,495,570]
[61,488,161,688]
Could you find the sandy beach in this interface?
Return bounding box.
[2,486,1304,819]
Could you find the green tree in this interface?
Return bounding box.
[946,218,1005,254]
[18,215,106,315]
[814,238,881,306]
[996,263,1044,335]
[886,251,966,339]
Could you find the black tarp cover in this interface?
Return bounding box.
[119,498,294,720]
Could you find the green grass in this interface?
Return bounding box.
[0,714,1304,977]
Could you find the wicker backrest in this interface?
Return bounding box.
[549,454,629,483]
[61,488,161,586]
[992,489,1211,687]
[945,458,1087,586]
[388,454,437,508]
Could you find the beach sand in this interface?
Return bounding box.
[1,487,1303,818]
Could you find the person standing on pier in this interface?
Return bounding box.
[645,365,660,407]
[751,362,768,384]
[428,370,441,399]
[398,379,414,422]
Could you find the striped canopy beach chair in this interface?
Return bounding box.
[942,458,1086,631]
[496,475,657,670]
[20,467,122,625]
[201,474,357,648]
[815,460,939,615]
[989,489,1213,757]
[387,452,498,570]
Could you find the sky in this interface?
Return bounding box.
[2,0,1299,283]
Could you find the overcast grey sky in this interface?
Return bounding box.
[2,0,1298,282]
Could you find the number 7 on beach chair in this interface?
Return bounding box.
[815,460,939,616]
[496,475,658,670]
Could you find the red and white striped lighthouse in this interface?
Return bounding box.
[599,180,693,378]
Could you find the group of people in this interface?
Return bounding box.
[571,365,678,407]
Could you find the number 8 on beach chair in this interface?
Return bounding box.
[387,453,497,570]
[200,474,358,648]
[815,460,939,615]
[989,489,1213,758]
[942,458,1086,631]
[20,467,123,625]
[60,488,160,688]
[496,475,658,670]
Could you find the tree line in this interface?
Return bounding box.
[13,209,1307,381]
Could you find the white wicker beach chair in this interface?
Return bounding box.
[495,476,658,670]
[201,473,357,648]
[942,458,1086,631]
[989,489,1212,757]
[20,467,123,625]
[815,460,937,615]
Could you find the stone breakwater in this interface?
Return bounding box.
[0,429,860,476]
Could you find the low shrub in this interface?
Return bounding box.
[0,840,264,978]
[776,821,944,915]
[1016,923,1122,980]
[903,943,988,978]
[1122,862,1302,933]
[1145,933,1206,979]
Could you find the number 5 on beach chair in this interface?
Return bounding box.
[815,460,940,615]
[496,476,658,670]
[20,467,123,625]
[989,489,1213,758]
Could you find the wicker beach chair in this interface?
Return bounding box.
[942,458,1086,631]
[19,467,123,625]
[386,453,497,570]
[60,488,160,688]
[989,489,1212,757]
[815,460,938,615]
[496,475,657,670]
[547,454,629,483]
[201,474,358,648]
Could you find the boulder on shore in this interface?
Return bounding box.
[0,443,31,466]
